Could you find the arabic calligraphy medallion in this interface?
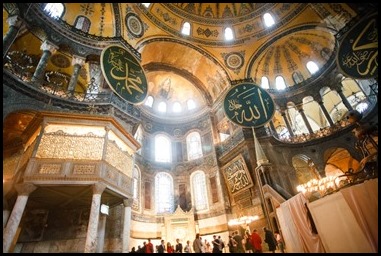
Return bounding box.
[223,83,275,128]
[101,45,148,104]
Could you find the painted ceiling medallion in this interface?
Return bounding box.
[50,54,70,68]
[126,13,144,38]
[225,52,244,70]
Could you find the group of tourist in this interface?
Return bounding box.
[227,227,285,253]
[130,238,192,253]
[129,227,285,253]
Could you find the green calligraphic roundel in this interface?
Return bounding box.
[223,83,275,128]
[337,12,378,79]
[101,45,148,104]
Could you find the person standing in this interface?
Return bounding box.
[175,238,183,253]
[263,227,277,253]
[184,240,192,253]
[228,235,237,253]
[146,238,154,253]
[157,239,166,253]
[211,235,220,253]
[250,229,263,253]
[218,235,224,253]
[244,231,254,253]
[233,231,245,253]
[274,231,285,253]
[167,242,174,253]
[193,233,203,253]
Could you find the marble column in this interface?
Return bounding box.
[336,87,353,111]
[280,109,294,137]
[122,198,133,253]
[31,40,58,83]
[3,209,10,230]
[3,183,37,253]
[84,183,106,253]
[96,214,107,253]
[67,55,86,93]
[3,15,23,59]
[3,181,13,229]
[317,97,334,126]
[296,105,314,134]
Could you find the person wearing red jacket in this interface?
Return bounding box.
[250,229,263,253]
[145,238,154,253]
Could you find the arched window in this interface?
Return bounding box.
[173,102,182,113]
[181,22,191,36]
[158,101,167,113]
[144,95,154,107]
[292,71,304,84]
[132,165,140,211]
[263,13,275,27]
[75,16,91,33]
[306,61,319,74]
[43,3,64,19]
[261,76,270,89]
[191,171,208,211]
[275,76,286,90]
[186,131,203,160]
[224,27,234,41]
[155,134,171,163]
[155,172,174,213]
[187,99,196,110]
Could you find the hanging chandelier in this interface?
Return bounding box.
[228,215,259,226]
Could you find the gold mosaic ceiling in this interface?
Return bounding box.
[3,3,358,115]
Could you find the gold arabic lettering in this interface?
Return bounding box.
[258,88,268,119]
[110,63,144,95]
[341,18,378,77]
[352,19,378,51]
[232,105,261,124]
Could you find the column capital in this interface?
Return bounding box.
[92,183,107,195]
[40,40,59,54]
[6,15,23,28]
[279,108,286,115]
[15,183,37,196]
[72,55,86,66]
[296,104,304,112]
[123,198,134,207]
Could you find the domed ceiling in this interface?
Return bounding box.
[3,3,359,119]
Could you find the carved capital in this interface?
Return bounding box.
[123,198,133,207]
[6,15,23,28]
[72,55,86,66]
[296,104,304,112]
[40,40,59,54]
[92,182,107,195]
[15,183,37,196]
